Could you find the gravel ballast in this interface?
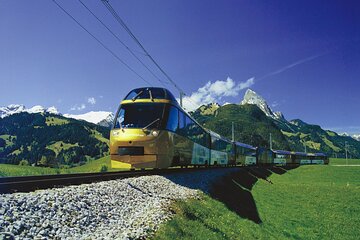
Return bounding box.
[0,168,237,239]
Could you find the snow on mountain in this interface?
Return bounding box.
[0,104,59,118]
[240,89,285,120]
[63,111,114,127]
[352,134,360,141]
[340,133,360,141]
[0,103,113,127]
[0,104,26,118]
[274,111,285,120]
[46,106,59,115]
[27,105,46,114]
[97,113,116,128]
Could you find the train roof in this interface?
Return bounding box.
[307,152,327,157]
[273,150,327,157]
[209,130,232,143]
[234,141,256,150]
[273,150,292,155]
[294,152,308,156]
[121,87,179,106]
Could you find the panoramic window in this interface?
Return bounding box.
[177,111,186,134]
[114,103,165,129]
[124,88,166,100]
[165,106,179,132]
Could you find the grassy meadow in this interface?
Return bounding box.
[154,165,360,240]
[0,156,128,177]
[329,157,360,165]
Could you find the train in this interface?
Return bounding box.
[110,87,329,169]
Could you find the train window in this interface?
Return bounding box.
[175,111,209,147]
[185,115,193,127]
[114,103,165,129]
[177,111,186,134]
[212,137,226,152]
[185,116,199,140]
[165,106,178,132]
[124,88,166,100]
[114,108,125,129]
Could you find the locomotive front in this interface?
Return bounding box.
[110,88,178,169]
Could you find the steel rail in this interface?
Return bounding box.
[0,166,238,194]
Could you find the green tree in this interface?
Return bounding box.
[39,156,48,166]
[19,160,29,166]
[100,165,108,172]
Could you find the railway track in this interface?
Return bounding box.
[0,166,234,194]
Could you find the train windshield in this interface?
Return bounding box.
[114,103,165,129]
[124,88,166,100]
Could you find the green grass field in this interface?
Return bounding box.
[329,158,360,165]
[0,163,64,177]
[154,165,360,240]
[0,156,129,177]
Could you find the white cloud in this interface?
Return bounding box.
[271,101,279,108]
[88,97,96,105]
[70,104,86,111]
[179,77,255,111]
[258,53,326,80]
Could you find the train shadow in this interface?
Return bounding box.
[210,168,263,223]
[164,165,299,224]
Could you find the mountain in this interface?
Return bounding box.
[282,119,360,157]
[342,133,360,141]
[0,112,110,167]
[64,111,115,128]
[0,104,114,128]
[0,104,59,118]
[0,104,25,118]
[352,134,360,141]
[240,89,284,120]
[191,89,360,158]
[192,103,291,150]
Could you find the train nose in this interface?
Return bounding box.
[110,129,160,154]
[111,128,159,140]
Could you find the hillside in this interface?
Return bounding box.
[191,89,360,158]
[0,112,110,167]
[281,119,360,158]
[192,103,290,150]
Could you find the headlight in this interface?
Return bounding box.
[151,130,159,137]
[112,131,120,136]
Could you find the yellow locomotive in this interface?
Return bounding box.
[110,87,213,169]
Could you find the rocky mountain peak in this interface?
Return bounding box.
[240,89,285,120]
[274,111,285,120]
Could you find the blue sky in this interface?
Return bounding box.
[0,0,359,134]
